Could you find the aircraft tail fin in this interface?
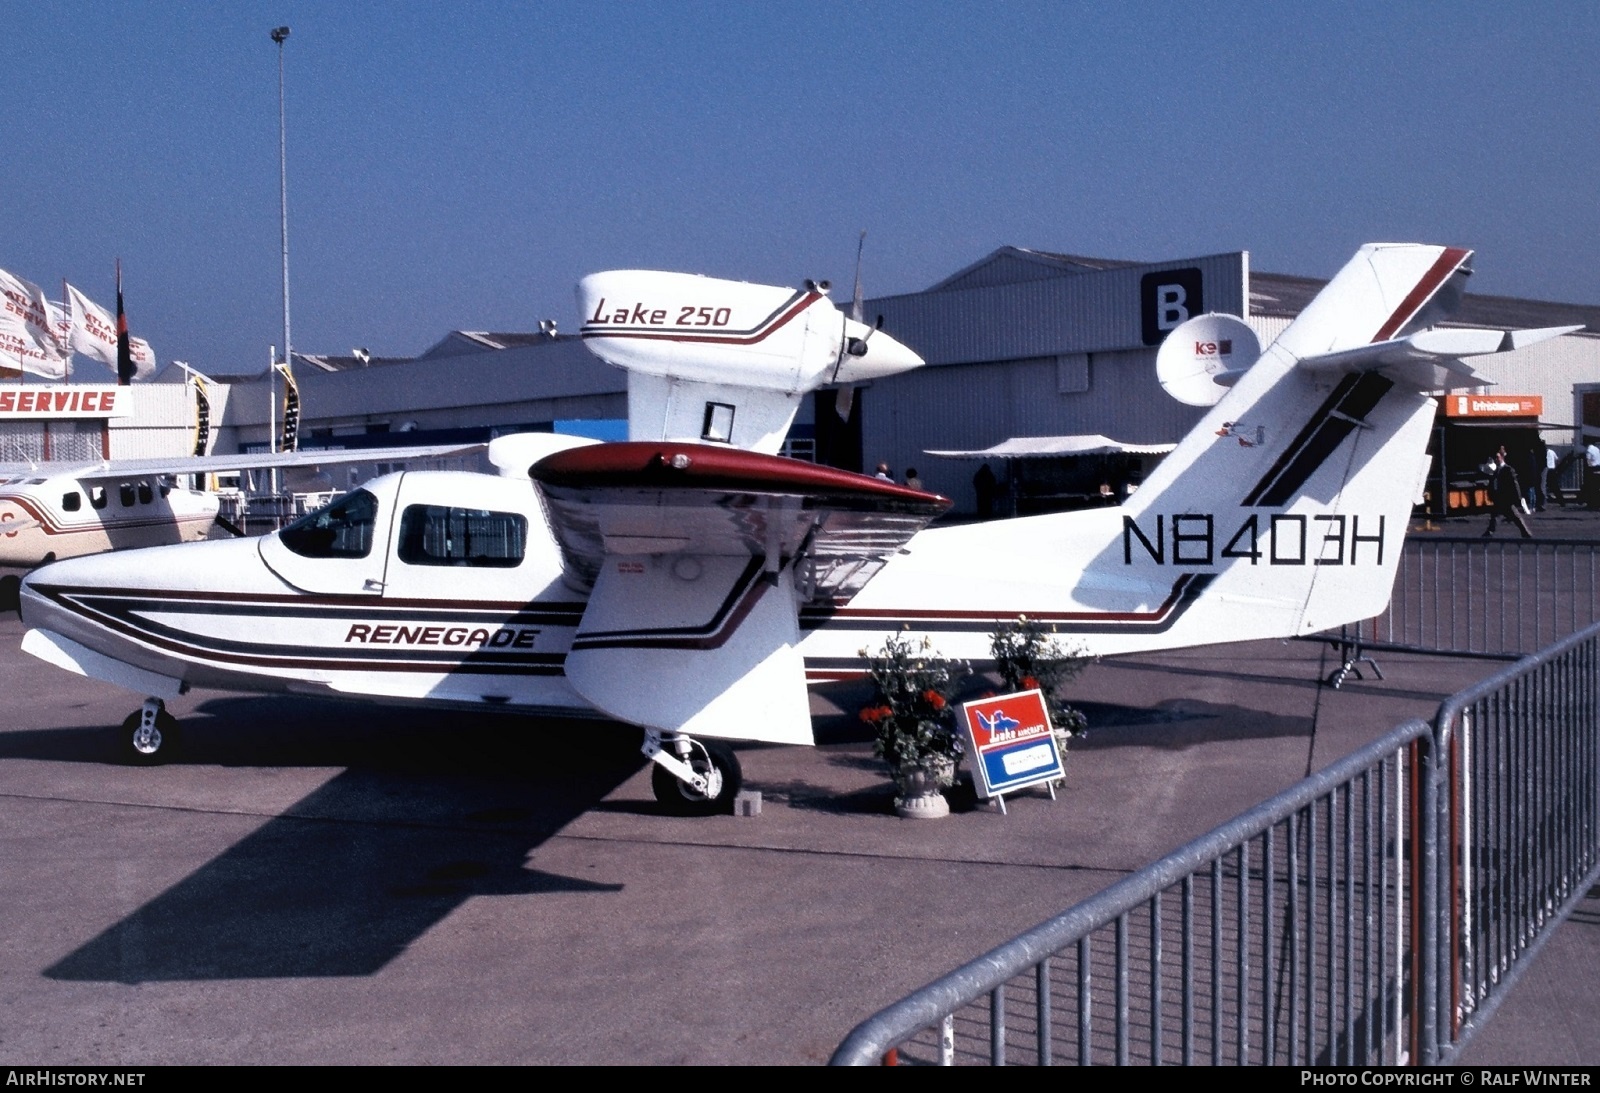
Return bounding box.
[1115,244,1556,638]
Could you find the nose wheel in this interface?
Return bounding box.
[119,698,180,765]
[644,732,742,816]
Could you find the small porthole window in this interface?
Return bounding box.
[62,491,81,512]
[701,401,735,443]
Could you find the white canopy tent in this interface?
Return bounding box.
[924,434,1176,459]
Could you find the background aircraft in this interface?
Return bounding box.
[15,248,1570,813]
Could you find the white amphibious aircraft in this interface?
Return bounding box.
[16,245,1575,814]
[0,442,487,571]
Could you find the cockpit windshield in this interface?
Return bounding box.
[279,489,378,559]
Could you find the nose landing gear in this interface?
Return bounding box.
[642,730,742,815]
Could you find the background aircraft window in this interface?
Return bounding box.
[280,488,379,559]
[138,482,154,504]
[119,483,135,507]
[62,491,81,512]
[398,505,526,567]
[90,486,107,509]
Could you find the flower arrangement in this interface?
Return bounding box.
[859,632,969,792]
[989,615,1090,739]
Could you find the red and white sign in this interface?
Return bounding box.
[0,385,132,419]
[960,688,1064,800]
[1443,394,1543,418]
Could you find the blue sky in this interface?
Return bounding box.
[7,2,1598,374]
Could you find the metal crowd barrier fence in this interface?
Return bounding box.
[831,723,1429,1065]
[1349,537,1600,659]
[1428,623,1600,1063]
[832,621,1600,1066]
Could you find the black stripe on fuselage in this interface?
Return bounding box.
[799,574,1213,636]
[570,556,772,651]
[33,585,579,674]
[1242,372,1394,508]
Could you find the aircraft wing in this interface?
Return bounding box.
[0,441,486,481]
[531,441,950,744]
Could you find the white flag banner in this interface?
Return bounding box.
[130,335,156,379]
[66,283,119,367]
[0,268,68,378]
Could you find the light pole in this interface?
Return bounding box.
[271,26,291,465]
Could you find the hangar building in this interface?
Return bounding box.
[7,245,1598,517]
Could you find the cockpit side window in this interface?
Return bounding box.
[90,486,107,509]
[119,483,135,507]
[62,491,82,512]
[397,504,526,568]
[279,489,379,559]
[138,481,153,504]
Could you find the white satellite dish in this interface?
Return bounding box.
[1155,313,1261,407]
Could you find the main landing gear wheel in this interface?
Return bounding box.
[649,737,742,816]
[119,700,180,766]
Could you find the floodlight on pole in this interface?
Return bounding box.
[271,24,291,461]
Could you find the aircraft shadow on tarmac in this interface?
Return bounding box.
[41,696,644,984]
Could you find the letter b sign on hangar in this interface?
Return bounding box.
[1141,268,1204,346]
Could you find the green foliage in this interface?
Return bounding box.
[859,632,969,787]
[989,615,1091,737]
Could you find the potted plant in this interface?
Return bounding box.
[859,632,968,819]
[989,615,1090,753]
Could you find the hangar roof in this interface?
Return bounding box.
[926,246,1139,292]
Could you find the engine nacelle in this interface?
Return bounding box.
[578,271,924,454]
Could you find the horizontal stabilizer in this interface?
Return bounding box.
[1298,324,1583,391]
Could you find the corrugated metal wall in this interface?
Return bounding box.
[869,252,1247,366]
[106,382,204,459]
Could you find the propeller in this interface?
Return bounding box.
[834,230,869,420]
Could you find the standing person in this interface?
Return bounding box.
[1587,438,1600,510]
[973,463,997,519]
[1546,442,1559,508]
[1526,438,1547,511]
[1484,447,1532,539]
[873,462,892,481]
[903,467,922,491]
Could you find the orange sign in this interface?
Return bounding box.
[1442,394,1543,418]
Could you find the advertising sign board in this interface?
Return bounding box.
[960,688,1064,801]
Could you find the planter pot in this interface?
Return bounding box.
[893,759,954,820]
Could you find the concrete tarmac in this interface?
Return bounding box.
[0,602,1590,1065]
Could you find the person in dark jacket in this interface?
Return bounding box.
[1484,447,1532,538]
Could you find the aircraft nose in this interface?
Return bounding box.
[831,322,925,384]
